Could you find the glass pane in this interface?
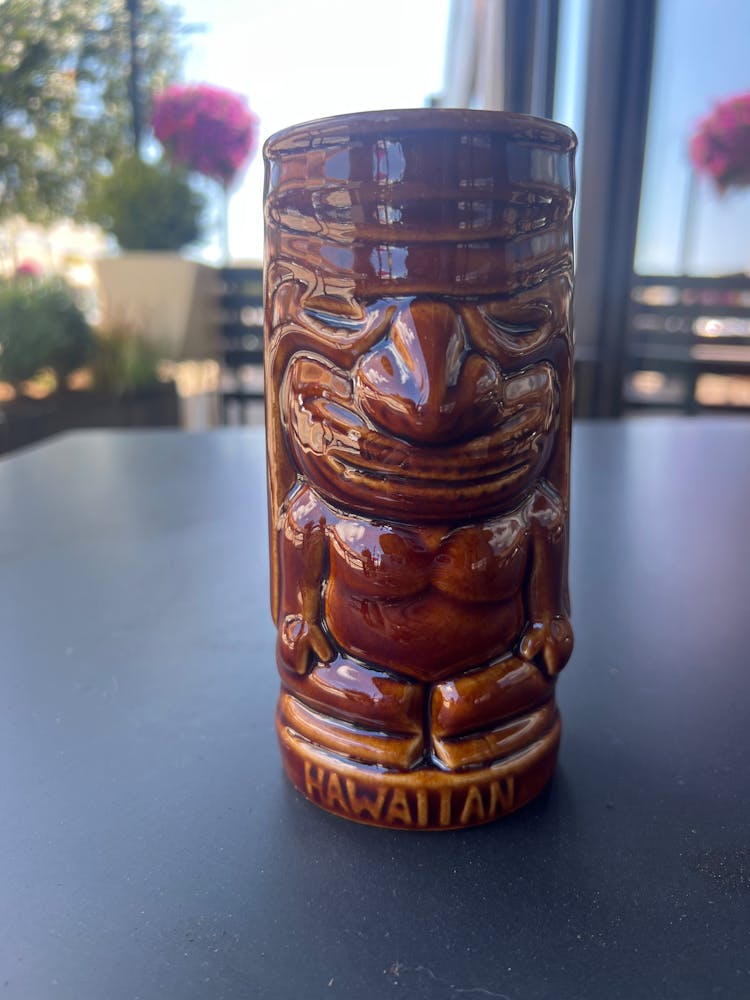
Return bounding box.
[635,0,750,276]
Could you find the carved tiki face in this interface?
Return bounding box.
[264,110,576,532]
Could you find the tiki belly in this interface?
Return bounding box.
[325,583,524,682]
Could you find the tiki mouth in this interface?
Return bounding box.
[297,399,545,482]
[337,453,530,489]
[323,449,537,517]
[286,359,558,517]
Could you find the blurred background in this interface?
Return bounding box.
[2,0,750,454]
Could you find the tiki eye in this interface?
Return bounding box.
[303,295,365,331]
[484,316,539,337]
[479,301,553,350]
[304,308,364,331]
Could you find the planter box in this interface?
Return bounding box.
[0,385,179,456]
[96,254,220,360]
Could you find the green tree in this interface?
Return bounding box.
[0,0,188,223]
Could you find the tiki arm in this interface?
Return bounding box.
[277,487,334,675]
[519,484,574,676]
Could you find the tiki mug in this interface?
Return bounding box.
[263,110,576,830]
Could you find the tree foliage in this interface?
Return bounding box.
[0,0,187,223]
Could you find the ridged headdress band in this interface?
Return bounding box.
[264,110,576,295]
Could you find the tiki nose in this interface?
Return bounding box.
[356,300,499,443]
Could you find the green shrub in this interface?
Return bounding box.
[90,328,165,395]
[0,279,94,387]
[87,157,204,252]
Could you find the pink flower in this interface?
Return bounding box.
[690,92,750,193]
[151,84,259,187]
[15,260,42,278]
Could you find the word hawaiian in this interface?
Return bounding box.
[303,760,516,828]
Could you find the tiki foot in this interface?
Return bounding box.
[430,655,558,770]
[278,655,424,769]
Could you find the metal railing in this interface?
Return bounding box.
[217,265,264,424]
[623,273,750,412]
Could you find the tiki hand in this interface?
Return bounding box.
[520,615,573,677]
[280,613,334,675]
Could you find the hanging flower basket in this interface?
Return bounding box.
[151,84,259,190]
[690,92,750,193]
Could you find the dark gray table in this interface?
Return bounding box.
[1,420,748,1000]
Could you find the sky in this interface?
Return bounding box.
[176,0,451,263]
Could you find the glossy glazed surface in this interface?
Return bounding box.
[263,110,576,828]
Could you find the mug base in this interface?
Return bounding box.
[276,711,561,831]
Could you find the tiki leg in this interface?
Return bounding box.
[430,656,559,770]
[278,655,425,770]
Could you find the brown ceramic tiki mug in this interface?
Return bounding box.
[263,109,576,830]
